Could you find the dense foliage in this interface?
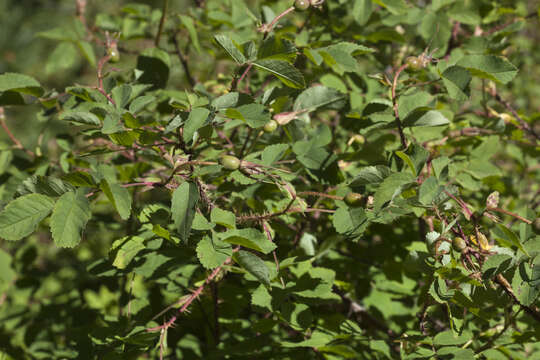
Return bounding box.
[1,0,539,358]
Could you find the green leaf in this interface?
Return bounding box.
[17,175,74,197]
[171,181,199,242]
[332,207,370,238]
[214,34,246,64]
[129,95,155,114]
[76,40,96,67]
[59,111,101,126]
[512,261,540,306]
[50,190,91,248]
[0,194,55,241]
[234,250,270,286]
[373,0,408,15]
[111,236,146,269]
[457,55,518,84]
[196,236,232,269]
[261,144,289,166]
[481,254,513,279]
[46,42,78,75]
[258,35,297,63]
[493,224,528,256]
[136,48,170,89]
[353,0,373,25]
[225,104,270,128]
[440,65,471,101]
[183,107,211,143]
[252,59,305,89]
[373,172,416,211]
[349,165,393,185]
[419,177,440,205]
[293,86,346,113]
[0,72,41,93]
[111,84,132,110]
[100,180,132,220]
[179,15,201,54]
[402,109,450,127]
[219,228,276,254]
[210,207,236,229]
[62,172,97,187]
[433,330,472,346]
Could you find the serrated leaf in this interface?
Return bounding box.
[419,177,440,205]
[171,181,199,242]
[196,236,232,269]
[225,104,269,128]
[0,72,44,97]
[111,84,132,110]
[353,0,373,25]
[214,34,246,64]
[261,144,289,166]
[402,109,449,127]
[60,111,101,126]
[493,224,528,256]
[332,207,369,238]
[210,207,236,229]
[234,250,270,286]
[457,55,518,84]
[373,172,415,211]
[293,86,346,113]
[349,165,393,185]
[179,15,201,54]
[100,180,132,220]
[111,236,145,269]
[183,107,211,143]
[219,228,276,254]
[129,95,155,114]
[50,190,91,248]
[441,65,471,101]
[253,59,305,89]
[0,194,55,241]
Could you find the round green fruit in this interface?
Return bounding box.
[220,155,241,170]
[406,56,422,71]
[344,192,363,207]
[263,120,278,133]
[294,0,310,11]
[452,237,466,252]
[108,48,120,63]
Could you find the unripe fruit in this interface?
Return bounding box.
[263,120,278,133]
[294,0,310,11]
[452,237,466,252]
[219,155,241,170]
[344,192,363,207]
[108,48,120,63]
[406,56,422,71]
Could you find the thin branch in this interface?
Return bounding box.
[172,33,196,87]
[155,0,169,47]
[259,6,295,37]
[487,207,532,225]
[489,88,539,141]
[0,108,35,158]
[495,274,540,323]
[146,247,239,332]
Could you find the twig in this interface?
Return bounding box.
[96,55,116,105]
[146,247,239,332]
[298,191,343,200]
[0,108,35,158]
[489,88,539,141]
[487,207,532,225]
[172,33,196,87]
[155,0,169,47]
[391,64,409,149]
[495,274,540,323]
[238,207,335,223]
[259,6,295,37]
